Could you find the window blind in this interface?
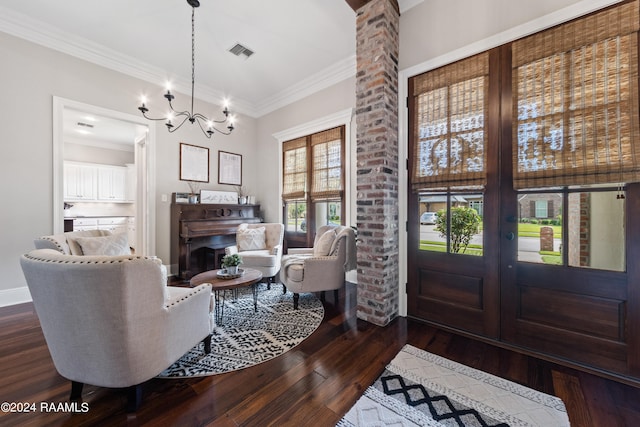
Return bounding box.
[512,0,640,189]
[310,127,343,201]
[410,53,489,191]
[282,137,307,200]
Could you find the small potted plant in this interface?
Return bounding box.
[221,253,242,275]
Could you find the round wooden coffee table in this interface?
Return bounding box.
[190,268,263,324]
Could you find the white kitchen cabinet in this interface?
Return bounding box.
[64,162,129,203]
[64,162,97,201]
[97,166,127,201]
[97,217,127,234]
[73,218,98,231]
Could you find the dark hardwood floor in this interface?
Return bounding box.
[1,282,640,426]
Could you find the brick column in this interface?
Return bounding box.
[355,0,400,326]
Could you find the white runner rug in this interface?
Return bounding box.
[338,344,570,426]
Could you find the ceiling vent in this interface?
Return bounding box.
[228,43,254,59]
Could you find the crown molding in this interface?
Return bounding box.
[0,6,258,117]
[255,55,357,117]
[0,6,356,119]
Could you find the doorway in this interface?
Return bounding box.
[406,41,640,382]
[52,97,156,255]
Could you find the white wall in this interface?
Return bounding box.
[0,32,258,305]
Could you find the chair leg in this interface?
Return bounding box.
[203,334,212,354]
[126,384,143,413]
[334,289,339,304]
[293,293,299,310]
[70,381,83,401]
[320,291,326,303]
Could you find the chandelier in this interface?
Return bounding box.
[138,0,235,139]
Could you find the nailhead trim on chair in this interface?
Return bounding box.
[165,286,211,307]
[40,237,65,253]
[24,253,148,264]
[24,252,212,305]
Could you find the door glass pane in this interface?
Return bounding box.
[517,193,562,264]
[285,201,307,232]
[315,201,342,227]
[418,193,483,256]
[567,191,625,272]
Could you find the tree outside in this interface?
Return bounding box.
[434,207,481,254]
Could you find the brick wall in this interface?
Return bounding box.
[355,0,400,326]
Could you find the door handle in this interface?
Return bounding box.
[505,232,515,241]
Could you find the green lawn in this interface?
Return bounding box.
[419,240,483,256]
[518,223,562,238]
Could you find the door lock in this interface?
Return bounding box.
[505,232,515,241]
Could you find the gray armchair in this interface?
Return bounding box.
[280,225,356,309]
[20,249,212,411]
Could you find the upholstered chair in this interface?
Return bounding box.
[20,249,212,412]
[280,225,357,309]
[34,229,131,256]
[225,223,285,288]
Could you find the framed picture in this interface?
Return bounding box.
[180,143,209,182]
[218,151,242,186]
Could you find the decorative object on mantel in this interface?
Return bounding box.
[186,181,201,203]
[157,285,323,377]
[200,190,238,204]
[218,151,242,186]
[235,186,247,204]
[137,0,235,139]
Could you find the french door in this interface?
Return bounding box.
[407,37,640,382]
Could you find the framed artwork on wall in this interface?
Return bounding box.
[179,143,209,182]
[218,151,242,186]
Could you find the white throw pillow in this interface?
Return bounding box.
[74,233,131,256]
[314,229,336,256]
[237,227,267,251]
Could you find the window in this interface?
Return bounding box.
[419,192,484,256]
[411,53,489,256]
[282,126,345,238]
[534,200,548,218]
[510,1,638,272]
[517,187,625,271]
[512,1,640,189]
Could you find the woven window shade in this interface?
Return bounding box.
[282,137,307,200]
[410,53,489,191]
[310,127,343,201]
[512,0,640,189]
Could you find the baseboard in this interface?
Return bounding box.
[0,286,32,307]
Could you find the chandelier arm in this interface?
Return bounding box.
[166,100,191,118]
[167,115,191,133]
[140,111,174,122]
[194,117,214,139]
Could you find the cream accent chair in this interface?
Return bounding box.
[35,229,117,255]
[280,225,357,309]
[225,223,285,288]
[20,249,212,412]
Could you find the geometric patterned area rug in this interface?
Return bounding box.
[157,284,324,378]
[338,344,570,427]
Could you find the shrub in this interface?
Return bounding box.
[434,207,481,254]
